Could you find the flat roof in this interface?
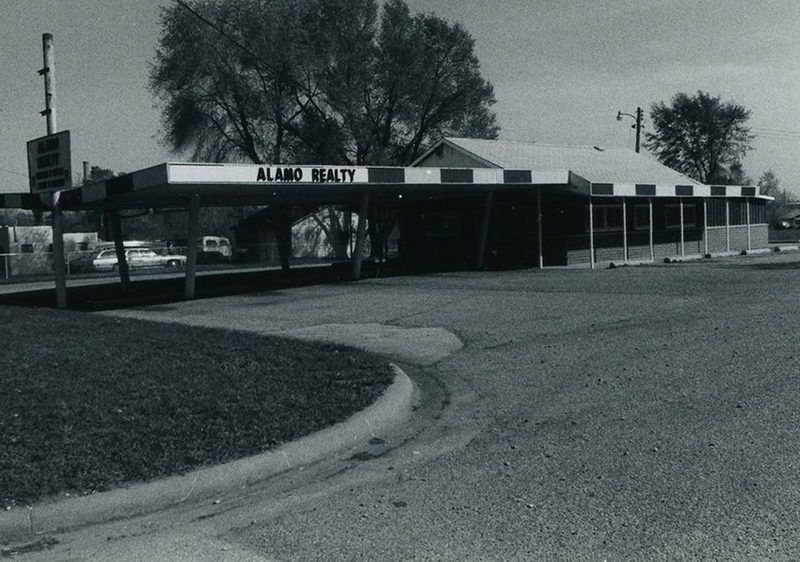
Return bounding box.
[0,161,769,212]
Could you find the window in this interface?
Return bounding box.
[589,204,624,232]
[633,204,650,231]
[20,244,34,254]
[665,203,697,229]
[205,239,218,248]
[707,199,726,227]
[729,200,746,226]
[750,200,766,224]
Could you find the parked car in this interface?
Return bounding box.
[92,248,186,272]
[68,251,100,273]
[199,236,232,262]
[159,236,233,263]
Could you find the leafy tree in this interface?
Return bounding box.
[149,0,498,258]
[644,91,754,184]
[295,0,498,165]
[757,170,788,225]
[59,166,118,235]
[757,170,781,199]
[0,209,36,227]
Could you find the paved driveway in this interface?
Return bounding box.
[20,252,800,560]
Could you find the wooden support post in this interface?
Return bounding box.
[725,198,731,253]
[703,198,709,256]
[475,191,493,270]
[109,204,130,290]
[537,190,544,269]
[746,198,752,251]
[51,191,67,308]
[184,194,200,300]
[589,197,595,269]
[274,207,292,272]
[649,198,654,262]
[622,198,628,263]
[352,194,370,280]
[679,198,685,257]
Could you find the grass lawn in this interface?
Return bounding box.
[0,306,393,508]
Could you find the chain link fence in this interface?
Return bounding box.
[0,241,284,281]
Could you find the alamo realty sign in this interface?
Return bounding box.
[256,166,360,183]
[167,163,369,185]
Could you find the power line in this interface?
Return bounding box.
[752,129,800,140]
[172,0,263,63]
[0,167,27,178]
[752,126,800,135]
[753,135,800,144]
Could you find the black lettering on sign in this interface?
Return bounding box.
[310,168,357,183]
[37,154,59,168]
[256,166,304,182]
[38,138,59,153]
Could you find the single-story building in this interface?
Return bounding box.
[0,225,97,277]
[0,136,770,305]
[407,138,768,269]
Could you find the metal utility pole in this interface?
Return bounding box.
[616,106,643,153]
[40,33,57,134]
[40,33,66,308]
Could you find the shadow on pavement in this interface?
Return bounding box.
[715,258,800,272]
[0,262,412,311]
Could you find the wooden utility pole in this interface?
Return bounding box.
[634,106,642,154]
[617,107,643,153]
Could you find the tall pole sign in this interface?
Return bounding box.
[27,131,71,193]
[41,33,57,134]
[31,33,68,308]
[27,33,71,194]
[28,33,72,193]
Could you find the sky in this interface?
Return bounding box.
[2,0,799,194]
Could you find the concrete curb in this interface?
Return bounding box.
[0,365,413,546]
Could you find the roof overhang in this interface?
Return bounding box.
[0,162,769,211]
[583,178,769,199]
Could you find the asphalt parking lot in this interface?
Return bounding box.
[16,251,800,560]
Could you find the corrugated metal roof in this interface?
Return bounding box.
[443,137,703,186]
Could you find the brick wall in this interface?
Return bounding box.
[729,226,748,252]
[750,224,768,249]
[627,245,652,260]
[566,248,590,265]
[564,224,770,265]
[707,227,727,253]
